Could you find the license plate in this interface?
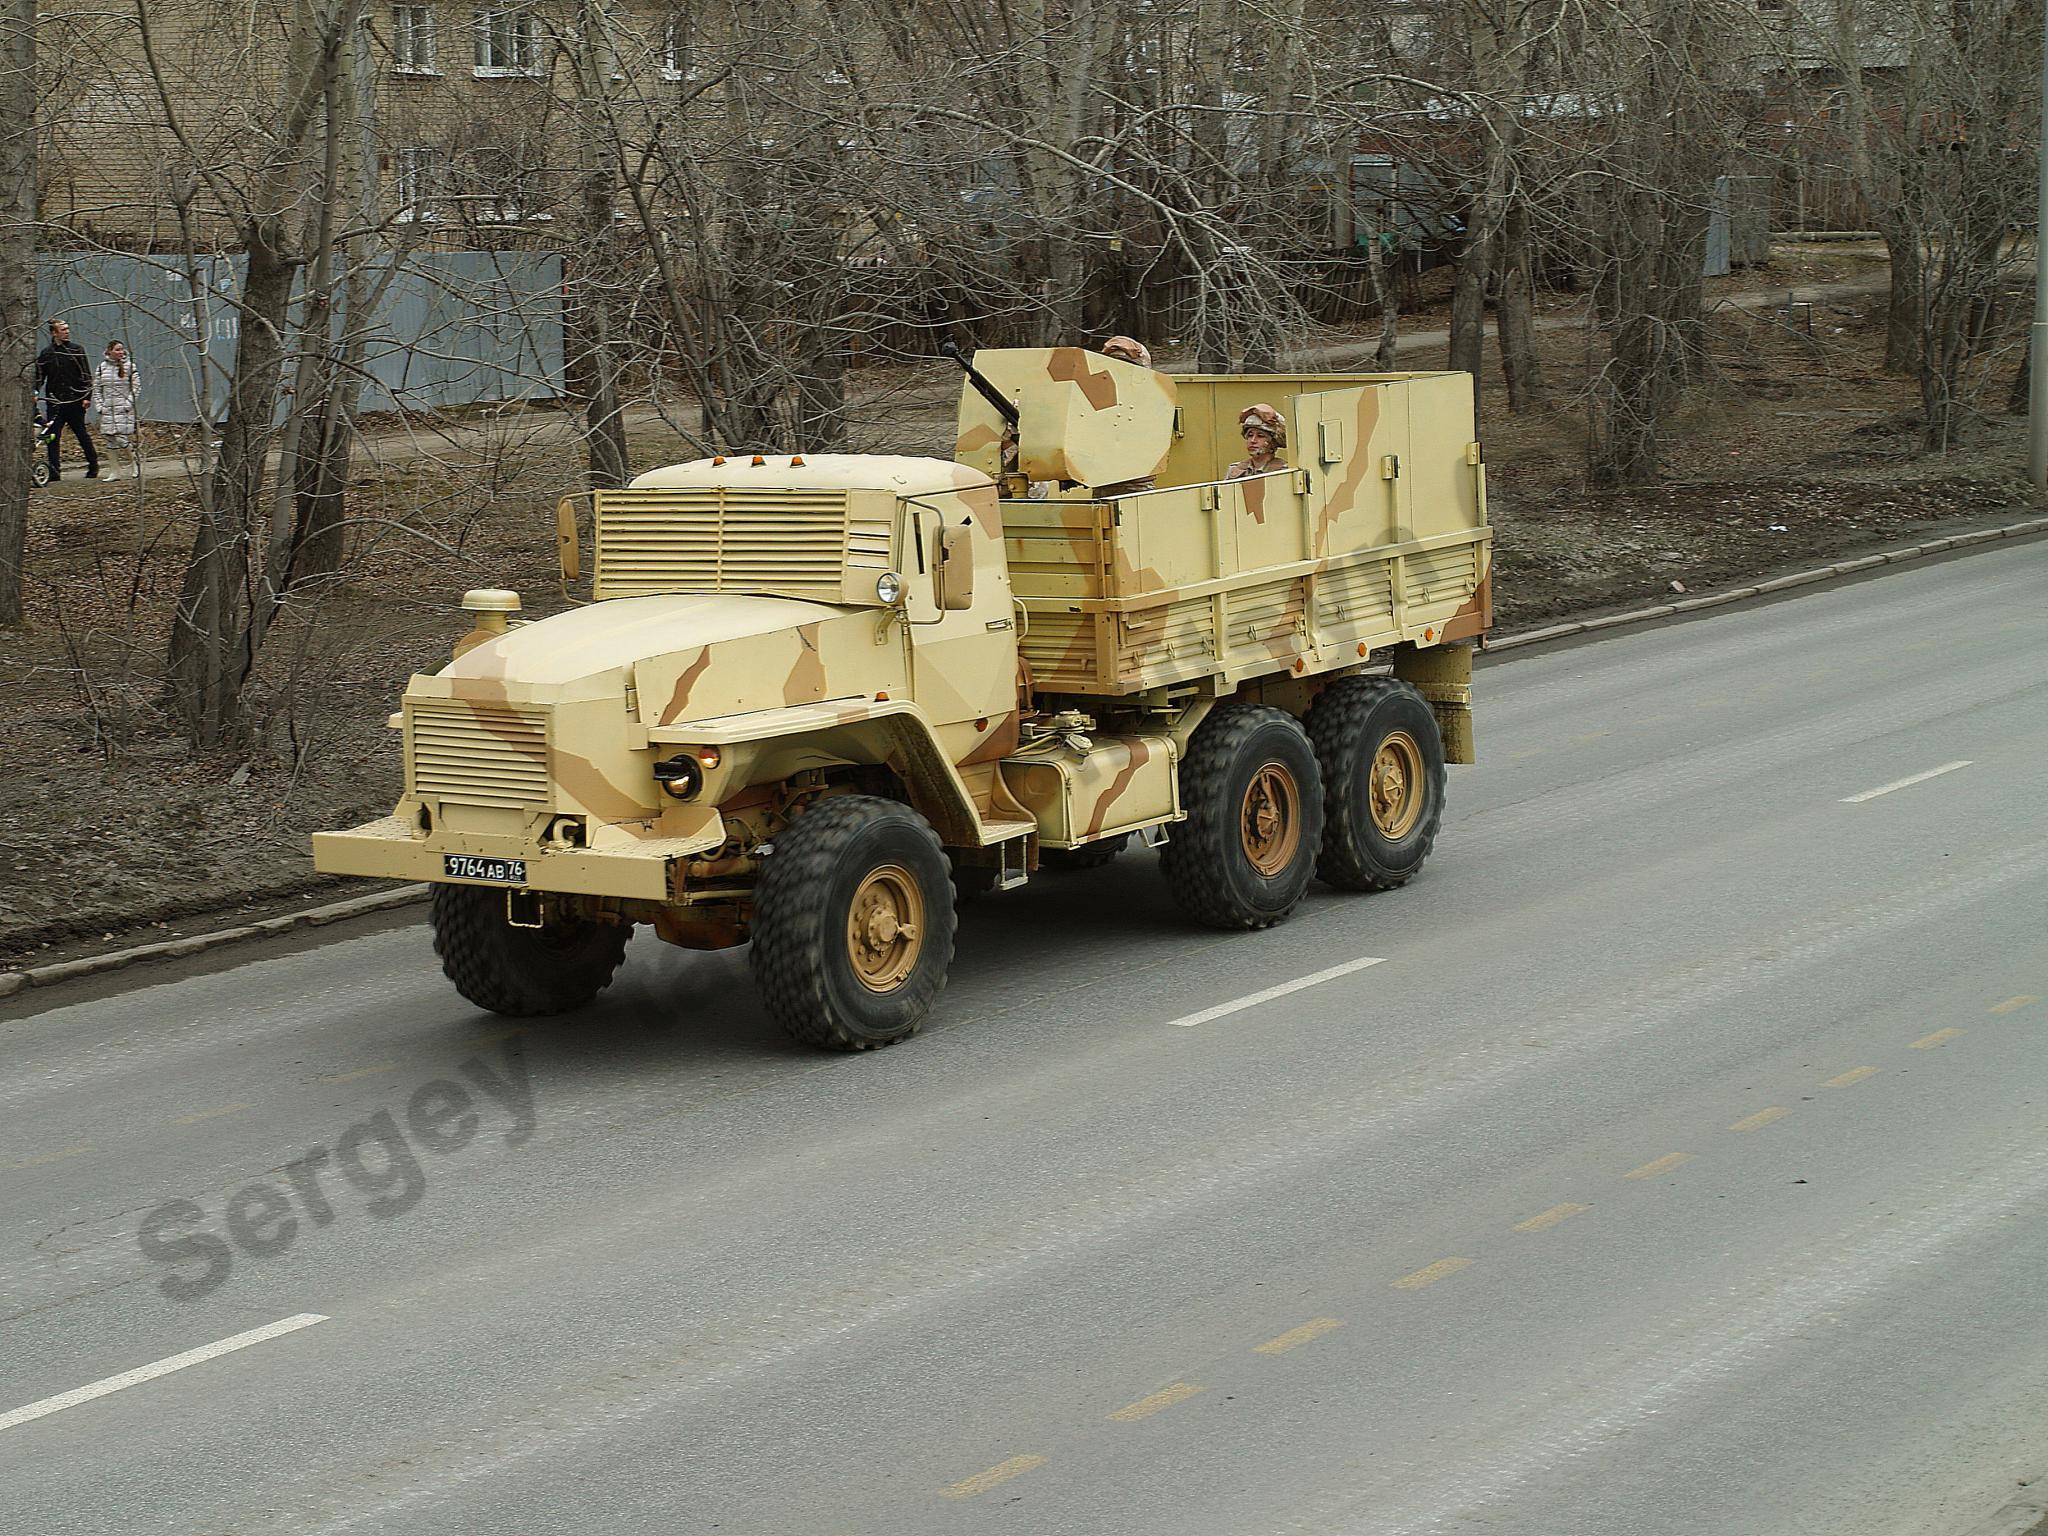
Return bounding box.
[443,855,527,885]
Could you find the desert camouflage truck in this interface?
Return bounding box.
[312,347,1490,1049]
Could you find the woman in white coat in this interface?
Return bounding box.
[93,340,141,477]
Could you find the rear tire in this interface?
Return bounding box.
[1159,704,1322,930]
[1305,676,1447,891]
[752,796,956,1051]
[431,885,629,1017]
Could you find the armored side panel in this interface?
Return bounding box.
[1005,372,1490,697]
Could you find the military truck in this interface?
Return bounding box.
[313,349,1490,1049]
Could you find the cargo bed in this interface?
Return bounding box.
[1003,371,1492,696]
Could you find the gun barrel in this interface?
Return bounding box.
[940,341,1021,428]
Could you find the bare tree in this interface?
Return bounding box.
[0,0,32,628]
[1828,0,2033,447]
[141,0,369,745]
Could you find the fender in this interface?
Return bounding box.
[650,697,995,846]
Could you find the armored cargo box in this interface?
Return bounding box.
[958,357,1491,698]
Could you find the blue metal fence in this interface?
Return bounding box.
[34,251,564,424]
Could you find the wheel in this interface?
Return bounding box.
[431,884,629,1017]
[1040,832,1129,872]
[751,795,956,1050]
[30,460,48,488]
[1158,704,1323,930]
[1305,676,1447,892]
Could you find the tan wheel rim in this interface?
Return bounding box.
[846,863,925,993]
[1370,731,1425,839]
[1240,761,1302,877]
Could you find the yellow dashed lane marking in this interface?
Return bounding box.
[1625,1152,1693,1180]
[1729,1107,1790,1133]
[941,1455,1047,1499]
[1823,1066,1878,1089]
[1392,1257,1472,1290]
[13,1144,91,1169]
[175,1102,252,1125]
[1514,1202,1589,1234]
[1255,1318,1344,1355]
[1107,1382,1204,1422]
[1990,996,2038,1015]
[319,1062,398,1085]
[1910,1028,1965,1051]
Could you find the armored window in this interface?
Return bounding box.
[392,4,437,72]
[473,6,538,74]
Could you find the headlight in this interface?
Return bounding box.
[876,570,903,604]
[652,755,703,800]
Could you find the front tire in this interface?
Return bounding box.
[431,885,629,1017]
[752,796,957,1051]
[1159,705,1323,930]
[1305,676,1447,891]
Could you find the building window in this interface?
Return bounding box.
[392,4,438,72]
[662,11,695,80]
[393,146,442,219]
[474,7,538,74]
[463,144,548,222]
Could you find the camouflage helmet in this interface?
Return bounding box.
[1101,335,1153,368]
[1239,402,1287,449]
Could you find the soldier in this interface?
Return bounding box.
[1101,335,1153,368]
[1225,403,1288,480]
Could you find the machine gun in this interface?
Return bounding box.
[940,340,1020,429]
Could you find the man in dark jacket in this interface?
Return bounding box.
[35,319,98,481]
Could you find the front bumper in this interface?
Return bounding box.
[311,816,723,901]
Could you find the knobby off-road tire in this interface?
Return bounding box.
[751,795,957,1051]
[1040,832,1130,872]
[1159,705,1323,930]
[1305,676,1447,892]
[431,884,630,1017]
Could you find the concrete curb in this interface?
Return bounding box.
[1484,515,2048,655]
[0,884,430,999]
[4,510,2044,1001]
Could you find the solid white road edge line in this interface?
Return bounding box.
[1841,760,1974,803]
[1171,956,1387,1028]
[0,1313,330,1433]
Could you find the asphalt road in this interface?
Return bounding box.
[2,539,2044,1536]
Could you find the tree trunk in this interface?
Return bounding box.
[290,11,380,581]
[167,219,298,745]
[1882,229,1920,376]
[1495,204,1545,410]
[1448,235,1490,379]
[0,0,33,629]
[1371,235,1401,372]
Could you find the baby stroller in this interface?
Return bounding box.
[30,407,55,487]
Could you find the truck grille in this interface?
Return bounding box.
[407,699,551,809]
[596,487,874,601]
